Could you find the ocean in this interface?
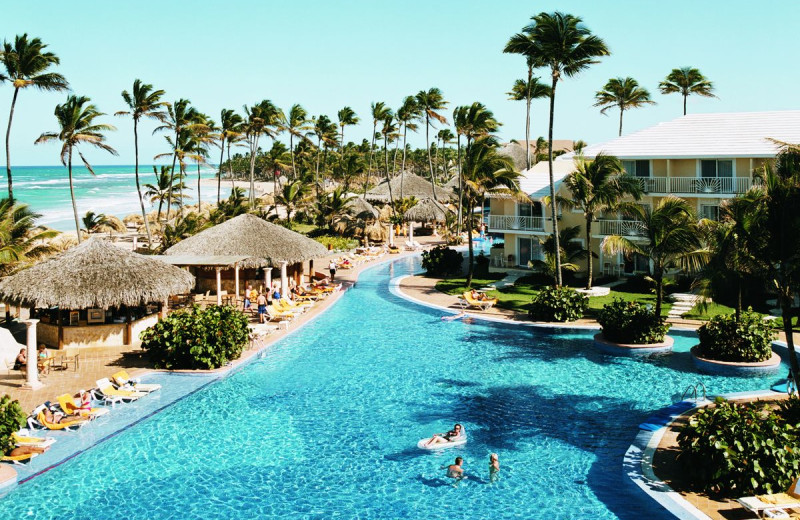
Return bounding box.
[1,165,226,231]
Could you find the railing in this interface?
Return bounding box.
[626,175,757,195]
[597,219,646,236]
[488,214,544,232]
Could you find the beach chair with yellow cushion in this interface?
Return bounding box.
[462,291,498,311]
[56,393,109,418]
[277,299,311,313]
[95,378,147,402]
[30,405,88,431]
[12,431,55,449]
[2,452,38,465]
[111,370,161,393]
[267,305,296,321]
[738,477,800,518]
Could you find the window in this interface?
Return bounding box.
[700,204,720,221]
[622,160,650,178]
[518,203,532,217]
[700,159,733,178]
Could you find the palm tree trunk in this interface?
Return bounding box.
[654,271,664,318]
[466,200,475,287]
[392,134,400,174]
[289,133,296,180]
[227,142,234,193]
[618,106,624,137]
[315,137,322,199]
[525,65,532,170]
[457,135,463,236]
[365,122,377,199]
[548,76,562,286]
[4,87,20,202]
[165,128,179,222]
[683,94,687,116]
[426,115,438,202]
[67,147,81,243]
[179,162,186,217]
[400,125,408,198]
[585,214,593,289]
[384,133,395,218]
[249,135,258,206]
[197,162,202,212]
[133,119,152,249]
[217,138,225,205]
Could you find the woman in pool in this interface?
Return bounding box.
[489,453,500,482]
[424,424,463,446]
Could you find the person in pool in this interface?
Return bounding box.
[425,423,463,446]
[489,453,500,482]
[446,457,465,480]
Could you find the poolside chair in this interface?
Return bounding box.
[2,452,38,465]
[29,405,87,431]
[56,393,109,418]
[277,299,311,313]
[738,477,800,518]
[111,370,161,393]
[12,431,55,449]
[95,378,147,402]
[267,305,296,321]
[462,291,498,311]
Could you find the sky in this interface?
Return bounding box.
[2,0,799,166]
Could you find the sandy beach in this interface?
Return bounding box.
[200,178,277,197]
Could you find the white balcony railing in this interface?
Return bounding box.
[489,214,544,232]
[597,219,646,236]
[627,175,756,195]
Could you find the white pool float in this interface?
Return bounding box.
[417,427,467,450]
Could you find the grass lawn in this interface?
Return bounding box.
[682,302,735,321]
[292,223,317,234]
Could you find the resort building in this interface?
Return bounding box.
[489,110,800,276]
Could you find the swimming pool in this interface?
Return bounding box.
[0,256,787,519]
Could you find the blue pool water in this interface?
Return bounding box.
[0,256,787,519]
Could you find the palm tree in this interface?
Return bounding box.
[116,79,167,248]
[602,196,708,317]
[337,106,359,161]
[154,99,203,218]
[243,100,282,205]
[396,96,420,197]
[275,179,309,229]
[593,77,655,136]
[516,11,610,286]
[415,88,448,201]
[189,112,214,209]
[35,95,117,241]
[82,210,124,235]
[215,108,243,204]
[658,67,716,115]
[1,34,69,201]
[438,128,455,182]
[315,187,354,231]
[504,75,551,170]
[144,165,184,220]
[529,225,588,279]
[155,127,202,216]
[462,136,520,286]
[562,153,643,289]
[381,112,397,213]
[282,104,311,178]
[367,102,391,197]
[312,114,338,195]
[0,198,58,275]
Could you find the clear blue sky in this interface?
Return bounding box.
[2,0,799,166]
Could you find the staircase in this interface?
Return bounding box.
[667,293,702,320]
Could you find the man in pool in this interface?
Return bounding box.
[424,423,463,446]
[446,457,465,480]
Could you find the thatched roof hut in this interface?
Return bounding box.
[163,213,328,268]
[346,198,379,220]
[0,238,195,309]
[404,199,452,222]
[443,176,460,189]
[366,172,453,202]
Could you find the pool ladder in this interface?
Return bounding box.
[680,382,708,403]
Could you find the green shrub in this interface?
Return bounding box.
[696,310,776,362]
[140,305,250,369]
[528,286,587,322]
[0,395,25,455]
[474,252,490,278]
[597,299,669,344]
[313,235,359,251]
[677,398,800,496]
[421,246,463,276]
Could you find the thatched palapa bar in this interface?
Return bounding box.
[365,172,454,202]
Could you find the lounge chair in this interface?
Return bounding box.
[2,452,38,465]
[12,431,55,449]
[267,305,295,321]
[738,477,800,518]
[111,370,161,393]
[56,393,109,418]
[462,291,498,311]
[95,378,147,402]
[29,405,87,431]
[277,299,310,313]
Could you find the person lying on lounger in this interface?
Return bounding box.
[7,445,48,457]
[470,289,489,301]
[42,407,86,426]
[425,424,463,446]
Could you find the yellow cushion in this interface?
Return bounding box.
[758,493,800,505]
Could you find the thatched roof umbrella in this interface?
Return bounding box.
[404,199,452,222]
[366,172,454,202]
[164,213,327,268]
[346,198,379,220]
[0,238,195,309]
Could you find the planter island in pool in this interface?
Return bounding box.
[690,345,782,375]
[593,333,674,356]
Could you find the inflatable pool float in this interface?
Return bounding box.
[417,428,467,450]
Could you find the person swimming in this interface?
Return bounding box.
[446,456,465,481]
[489,453,500,482]
[424,424,463,447]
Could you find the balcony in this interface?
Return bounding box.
[596,219,646,237]
[488,214,544,232]
[627,176,757,196]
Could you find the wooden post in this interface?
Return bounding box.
[266,267,272,293]
[234,264,240,303]
[308,260,314,280]
[57,311,64,350]
[161,298,168,320]
[125,307,132,345]
[215,267,222,306]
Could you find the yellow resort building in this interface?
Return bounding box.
[489,110,800,277]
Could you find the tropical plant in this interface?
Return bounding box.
[593,77,655,136]
[210,187,248,224]
[144,165,184,220]
[215,108,244,203]
[396,96,421,197]
[658,67,716,115]
[512,11,610,286]
[0,395,25,455]
[529,225,588,280]
[505,74,551,170]
[415,88,448,201]
[380,111,397,211]
[140,304,249,370]
[116,79,168,247]
[157,212,208,252]
[421,245,463,277]
[275,179,310,229]
[562,153,643,288]
[602,196,708,317]
[529,286,587,322]
[311,114,338,195]
[82,210,124,234]
[154,99,203,217]
[35,95,117,241]
[282,104,311,178]
[315,187,354,231]
[696,310,775,363]
[677,398,800,496]
[598,299,669,344]
[367,102,391,195]
[0,198,57,275]
[1,34,69,201]
[337,106,359,164]
[189,112,215,207]
[243,100,281,205]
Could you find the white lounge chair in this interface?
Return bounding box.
[95,378,147,402]
[738,477,800,518]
